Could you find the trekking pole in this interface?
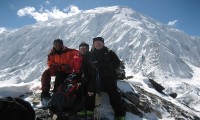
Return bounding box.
[93,66,101,120]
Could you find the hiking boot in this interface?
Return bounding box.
[41,99,49,107]
[77,110,94,116]
[116,116,125,120]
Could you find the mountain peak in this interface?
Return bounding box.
[0,6,200,83]
[84,6,132,14]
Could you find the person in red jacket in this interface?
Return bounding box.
[70,42,89,74]
[41,39,78,100]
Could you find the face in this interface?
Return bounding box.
[79,46,88,55]
[93,40,104,50]
[54,42,63,51]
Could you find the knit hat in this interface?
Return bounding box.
[93,37,104,43]
[79,42,89,49]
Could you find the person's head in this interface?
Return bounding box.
[79,42,89,55]
[53,39,63,51]
[93,37,104,50]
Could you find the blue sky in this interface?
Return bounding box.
[0,0,199,36]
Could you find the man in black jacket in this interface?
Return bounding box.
[80,37,125,120]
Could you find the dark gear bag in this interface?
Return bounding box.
[116,60,126,80]
[0,97,35,120]
[49,73,81,114]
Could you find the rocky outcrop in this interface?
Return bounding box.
[32,81,200,120]
[131,84,200,120]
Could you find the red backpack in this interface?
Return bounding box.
[48,73,81,114]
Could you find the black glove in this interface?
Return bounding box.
[91,61,99,68]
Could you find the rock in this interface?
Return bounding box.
[169,93,177,98]
[149,79,165,93]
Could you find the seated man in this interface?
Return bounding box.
[47,42,90,118]
[55,42,89,91]
[41,39,78,101]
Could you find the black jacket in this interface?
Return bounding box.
[82,46,120,92]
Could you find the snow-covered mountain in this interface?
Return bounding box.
[0,6,200,119]
[1,6,200,83]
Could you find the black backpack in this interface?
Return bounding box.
[49,73,81,115]
[116,60,126,80]
[0,97,35,120]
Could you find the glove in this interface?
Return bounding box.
[91,61,99,68]
[49,64,61,73]
[61,64,71,71]
[88,92,94,96]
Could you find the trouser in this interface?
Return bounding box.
[41,69,68,94]
[41,69,51,94]
[84,78,126,117]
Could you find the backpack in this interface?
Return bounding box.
[0,97,35,120]
[49,73,81,115]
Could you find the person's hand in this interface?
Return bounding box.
[61,64,71,71]
[88,92,94,96]
[49,64,61,72]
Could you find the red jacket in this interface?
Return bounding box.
[47,46,79,74]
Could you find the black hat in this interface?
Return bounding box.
[53,39,63,45]
[79,42,89,49]
[93,37,104,43]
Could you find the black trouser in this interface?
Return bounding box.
[84,77,126,117]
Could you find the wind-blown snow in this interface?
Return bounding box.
[0,6,200,119]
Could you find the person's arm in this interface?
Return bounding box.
[82,52,89,80]
[109,50,120,69]
[47,54,55,67]
[47,51,62,72]
[84,52,97,94]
